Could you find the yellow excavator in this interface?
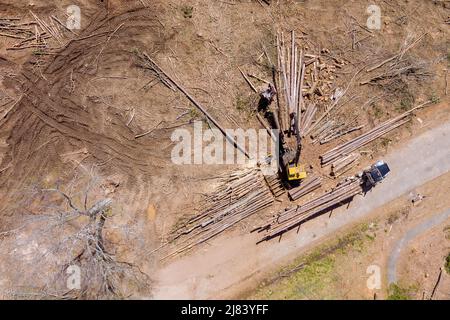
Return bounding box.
[281,134,307,182]
[280,108,307,183]
[287,161,307,181]
[259,83,307,184]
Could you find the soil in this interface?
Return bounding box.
[0,0,449,298]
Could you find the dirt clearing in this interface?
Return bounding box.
[0,0,449,299]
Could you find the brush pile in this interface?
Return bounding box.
[0,12,75,52]
[360,33,429,86]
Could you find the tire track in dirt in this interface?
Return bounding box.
[0,5,169,217]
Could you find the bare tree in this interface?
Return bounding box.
[0,169,151,299]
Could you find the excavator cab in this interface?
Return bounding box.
[286,162,307,181]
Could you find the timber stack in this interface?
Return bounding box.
[258,177,363,241]
[330,153,361,177]
[288,175,322,201]
[165,169,274,258]
[319,104,429,167]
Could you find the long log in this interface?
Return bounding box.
[320,125,364,144]
[288,175,322,200]
[142,53,250,158]
[260,179,362,240]
[320,118,409,165]
[321,101,432,165]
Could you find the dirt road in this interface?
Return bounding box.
[153,120,450,299]
[387,208,450,284]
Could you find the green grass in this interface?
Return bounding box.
[445,253,450,275]
[249,223,372,299]
[387,283,414,300]
[264,256,336,299]
[235,95,246,111]
[234,94,256,121]
[396,95,414,112]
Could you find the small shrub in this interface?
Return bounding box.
[429,92,440,104]
[387,212,399,225]
[396,95,414,112]
[181,5,193,19]
[445,253,450,274]
[380,137,391,148]
[373,104,384,118]
[189,107,200,119]
[387,283,411,300]
[365,233,376,241]
[444,226,450,240]
[32,49,45,56]
[234,94,253,114]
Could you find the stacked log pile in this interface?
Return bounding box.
[319,102,430,167]
[310,119,364,145]
[276,30,305,133]
[136,51,250,158]
[288,175,322,201]
[264,174,285,198]
[330,153,361,177]
[258,177,363,241]
[165,169,274,258]
[275,31,341,135]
